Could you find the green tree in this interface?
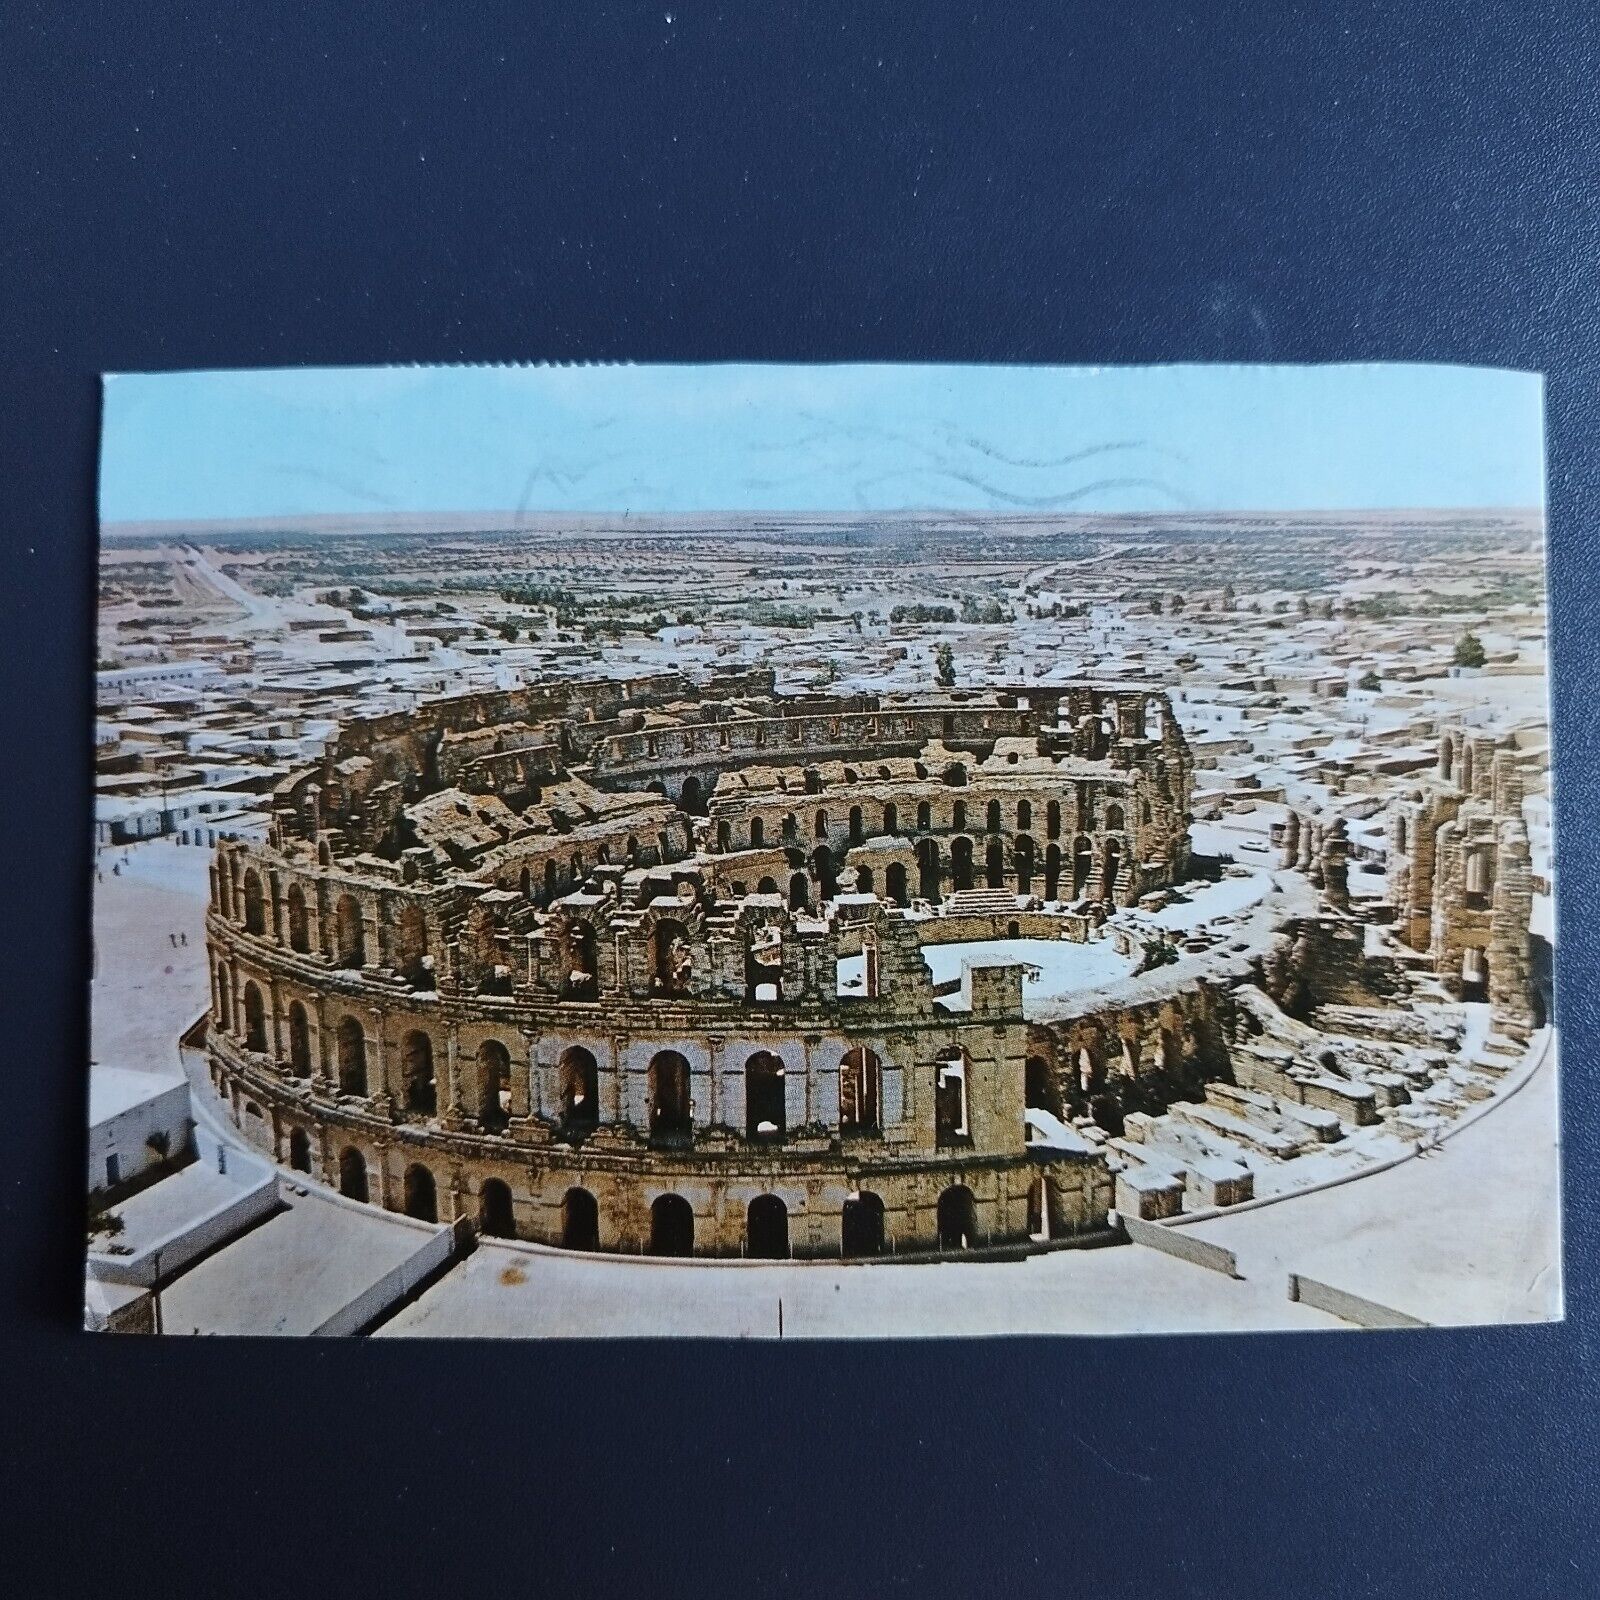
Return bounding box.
[1453,630,1487,668]
[934,642,956,687]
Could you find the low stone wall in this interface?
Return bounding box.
[1287,1273,1429,1329]
[1121,1212,1239,1277]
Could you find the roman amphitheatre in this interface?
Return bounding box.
[203,664,1541,1264]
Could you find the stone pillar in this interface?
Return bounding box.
[443,1028,464,1127]
[512,1030,535,1119]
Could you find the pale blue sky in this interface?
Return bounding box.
[100,362,1545,524]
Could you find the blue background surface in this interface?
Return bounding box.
[1,4,1594,1595]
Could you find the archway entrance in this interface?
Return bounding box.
[951,836,974,891]
[403,1164,437,1223]
[937,1184,977,1250]
[745,1051,786,1141]
[841,1191,885,1258]
[402,1030,436,1113]
[561,1186,598,1249]
[338,1146,368,1203]
[476,1040,511,1131]
[885,862,908,906]
[650,1193,694,1256]
[840,1046,881,1134]
[649,1051,692,1140]
[288,1127,311,1172]
[1461,946,1490,1003]
[559,1045,599,1130]
[480,1179,515,1239]
[746,1195,789,1259]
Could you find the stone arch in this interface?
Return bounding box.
[886,862,909,906]
[467,1039,509,1130]
[840,1046,881,1134]
[937,1184,977,1250]
[883,801,898,835]
[986,798,1003,833]
[679,773,707,815]
[1046,799,1061,840]
[815,808,829,840]
[1465,847,1494,908]
[242,980,267,1053]
[952,799,968,833]
[1105,801,1126,833]
[951,835,975,891]
[648,1050,692,1137]
[403,1163,437,1223]
[479,1179,515,1239]
[651,917,694,996]
[745,1051,786,1141]
[215,964,231,1030]
[335,1016,367,1096]
[1017,799,1032,831]
[789,871,810,911]
[842,1191,885,1258]
[934,1047,970,1145]
[1015,834,1035,894]
[288,1126,311,1173]
[811,844,838,900]
[338,1145,368,1202]
[1072,834,1095,899]
[1025,1055,1052,1111]
[916,837,941,901]
[241,869,266,936]
[394,902,429,987]
[985,837,1006,889]
[649,1193,694,1256]
[559,1045,599,1129]
[1044,842,1062,900]
[750,816,765,847]
[401,1029,436,1114]
[1461,946,1490,1003]
[287,1000,312,1077]
[561,1186,599,1249]
[747,1195,789,1259]
[1103,836,1126,901]
[334,893,365,968]
[916,800,932,832]
[285,883,311,953]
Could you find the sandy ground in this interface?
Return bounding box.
[376,1232,1343,1339]
[90,839,212,1086]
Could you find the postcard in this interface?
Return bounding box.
[86,361,1558,1336]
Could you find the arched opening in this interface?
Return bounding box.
[215,965,231,1031]
[841,1191,886,1258]
[986,799,1002,833]
[520,866,532,899]
[476,1040,511,1131]
[338,1146,368,1203]
[848,805,864,845]
[1103,837,1125,902]
[1072,836,1094,900]
[649,1050,693,1139]
[916,800,932,832]
[1046,799,1061,841]
[1025,1055,1052,1111]
[985,838,1006,889]
[745,1051,786,1141]
[716,819,731,851]
[242,869,266,936]
[1439,736,1454,782]
[1105,802,1125,833]
[334,894,365,968]
[814,809,829,840]
[335,1016,367,1096]
[757,875,778,895]
[403,1164,437,1223]
[543,858,559,901]
[561,920,598,997]
[287,1001,312,1077]
[883,801,898,835]
[285,884,311,953]
[916,837,941,901]
[952,799,967,832]
[478,1179,514,1238]
[1017,800,1032,831]
[1015,834,1035,895]
[840,1046,882,1134]
[746,1195,789,1259]
[401,1030,436,1114]
[886,862,909,906]
[560,1186,599,1250]
[395,902,430,987]
[951,835,975,891]
[652,918,693,996]
[749,816,765,847]
[242,980,267,1054]
[649,1193,694,1257]
[811,845,838,901]
[857,866,874,894]
[1461,946,1490,1003]
[937,1185,977,1251]
[1044,842,1062,900]
[288,1127,311,1173]
[934,1049,970,1146]
[216,865,233,921]
[559,1045,599,1130]
[789,872,809,910]
[679,774,706,815]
